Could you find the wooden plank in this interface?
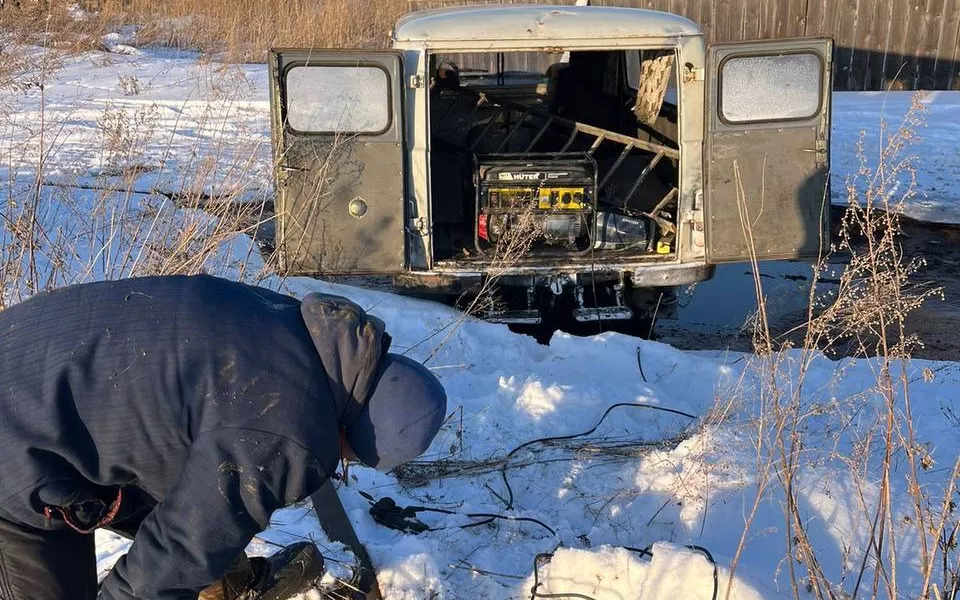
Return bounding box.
[805,0,829,37]
[684,0,705,30]
[672,0,699,26]
[913,0,940,88]
[740,0,761,40]
[669,0,685,19]
[894,0,929,89]
[929,0,952,88]
[835,0,861,90]
[852,0,885,90]
[700,0,716,43]
[951,0,960,89]
[883,0,914,89]
[875,0,898,89]
[760,0,784,39]
[783,0,808,37]
[713,0,738,42]
[935,0,960,88]
[756,0,769,38]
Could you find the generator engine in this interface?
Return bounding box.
[475,156,597,255]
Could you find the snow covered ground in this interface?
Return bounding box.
[2,44,959,599]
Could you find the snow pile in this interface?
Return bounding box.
[102,32,141,56]
[526,542,770,600]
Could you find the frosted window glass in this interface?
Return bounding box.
[720,53,822,123]
[286,66,390,133]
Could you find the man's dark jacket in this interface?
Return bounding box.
[0,274,390,599]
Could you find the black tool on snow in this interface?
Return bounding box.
[357,491,557,537]
[360,492,432,534]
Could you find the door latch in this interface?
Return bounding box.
[803,138,829,167]
[408,217,428,236]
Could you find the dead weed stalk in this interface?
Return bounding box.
[0,46,277,308]
[722,90,956,600]
[0,0,411,62]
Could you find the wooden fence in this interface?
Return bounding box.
[408,0,960,91]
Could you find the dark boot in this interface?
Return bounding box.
[198,553,265,600]
[201,543,325,600]
[254,542,325,600]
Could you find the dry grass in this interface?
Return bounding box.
[718,91,960,600]
[0,37,279,307]
[0,0,410,62]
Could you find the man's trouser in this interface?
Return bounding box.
[0,486,247,600]
[0,511,99,600]
[0,485,159,600]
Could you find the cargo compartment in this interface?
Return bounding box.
[427,47,682,267]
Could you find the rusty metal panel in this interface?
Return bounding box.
[704,37,833,264]
[706,130,830,262]
[270,50,407,276]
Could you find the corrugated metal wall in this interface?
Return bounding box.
[407,0,960,90]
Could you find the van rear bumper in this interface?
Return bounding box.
[393,262,715,294]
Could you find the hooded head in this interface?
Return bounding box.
[299,292,446,471]
[344,353,447,471]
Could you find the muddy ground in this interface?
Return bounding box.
[656,206,960,361]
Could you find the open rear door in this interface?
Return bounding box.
[269,50,406,275]
[704,38,833,263]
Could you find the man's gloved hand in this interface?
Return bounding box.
[199,543,325,600]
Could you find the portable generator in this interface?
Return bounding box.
[474,155,597,256]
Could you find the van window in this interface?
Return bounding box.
[719,53,822,123]
[285,65,390,133]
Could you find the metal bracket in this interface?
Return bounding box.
[802,138,829,168]
[815,137,829,168]
[682,65,705,82]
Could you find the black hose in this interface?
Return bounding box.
[501,402,697,509]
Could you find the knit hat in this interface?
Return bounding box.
[344,353,447,471]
